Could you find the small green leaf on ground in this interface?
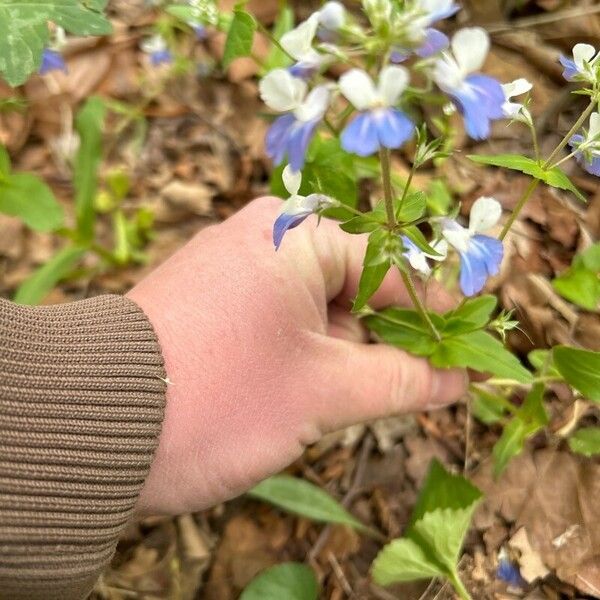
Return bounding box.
[241,563,319,600]
[554,346,600,402]
[223,5,257,68]
[248,475,367,532]
[568,428,600,457]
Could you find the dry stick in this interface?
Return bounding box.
[499,97,598,241]
[486,4,600,33]
[328,552,355,598]
[308,433,375,563]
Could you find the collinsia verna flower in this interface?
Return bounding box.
[391,0,459,62]
[40,49,67,75]
[559,43,600,84]
[273,166,334,249]
[339,66,415,156]
[441,196,504,296]
[188,21,208,40]
[317,1,346,42]
[402,236,448,276]
[501,78,533,121]
[260,69,331,171]
[141,34,173,66]
[569,111,600,176]
[433,28,505,140]
[281,14,330,79]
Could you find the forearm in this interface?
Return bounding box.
[0,295,166,600]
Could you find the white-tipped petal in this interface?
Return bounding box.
[451,27,489,74]
[339,69,377,110]
[282,165,302,196]
[319,1,345,30]
[281,13,320,61]
[408,251,432,276]
[589,112,600,140]
[502,78,532,99]
[378,65,410,107]
[573,43,596,69]
[430,239,448,261]
[259,69,307,112]
[469,196,502,233]
[442,223,470,253]
[433,53,464,91]
[294,84,331,121]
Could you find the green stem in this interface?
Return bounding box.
[449,571,472,600]
[379,147,396,228]
[256,21,296,63]
[400,267,442,342]
[499,178,539,241]
[397,163,416,217]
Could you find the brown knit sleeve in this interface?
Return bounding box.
[0,295,167,600]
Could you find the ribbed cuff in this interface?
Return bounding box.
[0,295,167,600]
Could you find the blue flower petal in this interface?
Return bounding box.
[193,24,208,40]
[150,49,173,66]
[341,112,381,156]
[559,55,578,81]
[374,108,414,150]
[273,211,311,249]
[39,49,67,74]
[570,134,600,177]
[266,114,296,166]
[459,234,503,296]
[428,3,460,23]
[289,62,319,80]
[452,75,505,140]
[287,119,319,172]
[497,558,524,587]
[416,28,449,57]
[390,48,409,63]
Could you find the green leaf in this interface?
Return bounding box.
[568,427,600,457]
[223,5,257,68]
[248,475,367,532]
[364,308,441,356]
[471,387,510,425]
[262,5,294,72]
[14,245,85,305]
[241,563,319,600]
[397,191,426,222]
[0,171,64,231]
[430,330,533,383]
[443,295,497,335]
[468,154,585,202]
[372,537,443,584]
[340,205,386,234]
[0,0,112,86]
[553,266,600,311]
[492,384,547,476]
[402,225,442,257]
[353,230,390,312]
[579,243,600,271]
[427,179,453,215]
[372,460,481,595]
[554,346,600,402]
[0,144,11,175]
[74,96,105,242]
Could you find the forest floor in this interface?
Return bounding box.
[1,1,600,598]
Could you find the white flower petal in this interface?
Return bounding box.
[502,78,532,99]
[433,53,464,91]
[469,196,502,233]
[282,165,302,196]
[259,69,307,112]
[429,238,448,261]
[339,69,377,110]
[573,43,596,69]
[589,112,600,140]
[409,251,432,276]
[281,13,320,61]
[319,1,345,30]
[442,220,471,253]
[294,84,331,121]
[141,34,168,54]
[378,65,409,107]
[451,27,489,74]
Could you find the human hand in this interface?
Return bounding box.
[128,197,467,516]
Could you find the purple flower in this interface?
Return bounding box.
[141,35,173,66]
[559,43,599,83]
[402,236,448,276]
[189,22,208,41]
[273,166,334,249]
[39,49,67,75]
[569,112,600,176]
[434,28,505,140]
[260,69,331,171]
[442,197,504,296]
[339,66,414,156]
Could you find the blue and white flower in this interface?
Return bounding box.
[317,1,346,42]
[402,236,448,276]
[501,78,533,122]
[40,27,68,75]
[569,111,600,176]
[559,43,600,84]
[141,34,173,66]
[339,66,415,156]
[188,21,208,40]
[433,28,505,140]
[260,69,331,171]
[281,13,331,79]
[441,196,504,296]
[273,166,334,249]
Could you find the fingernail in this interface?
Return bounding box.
[428,368,468,408]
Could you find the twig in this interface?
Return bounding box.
[328,552,354,597]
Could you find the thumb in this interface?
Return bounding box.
[310,336,467,433]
